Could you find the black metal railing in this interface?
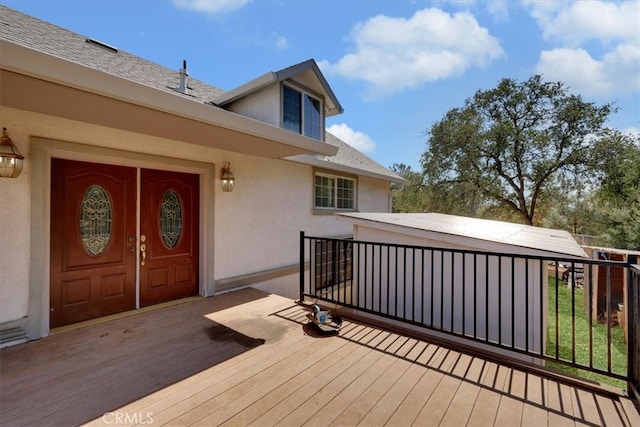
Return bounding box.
[300,232,639,396]
[629,264,640,401]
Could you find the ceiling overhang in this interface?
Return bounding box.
[0,40,338,159]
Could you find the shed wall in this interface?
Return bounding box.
[352,225,548,356]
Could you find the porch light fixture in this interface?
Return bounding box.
[0,128,24,178]
[220,161,235,192]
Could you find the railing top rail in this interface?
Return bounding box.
[302,233,634,268]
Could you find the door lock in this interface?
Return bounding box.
[140,235,147,266]
[140,244,147,266]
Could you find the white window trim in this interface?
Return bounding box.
[313,171,357,212]
[282,82,324,140]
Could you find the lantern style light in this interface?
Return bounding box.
[220,161,235,192]
[0,128,24,178]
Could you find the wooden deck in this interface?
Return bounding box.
[1,288,639,427]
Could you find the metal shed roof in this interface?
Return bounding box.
[337,212,588,258]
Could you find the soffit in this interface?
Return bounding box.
[0,41,338,158]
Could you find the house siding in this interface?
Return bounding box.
[0,105,392,336]
[0,6,400,343]
[224,84,280,126]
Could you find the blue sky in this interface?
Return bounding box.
[4,0,639,170]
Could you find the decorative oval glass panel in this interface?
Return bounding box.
[80,185,112,256]
[160,189,182,248]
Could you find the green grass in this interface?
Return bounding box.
[546,277,627,389]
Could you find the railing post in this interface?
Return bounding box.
[627,256,638,398]
[299,231,305,303]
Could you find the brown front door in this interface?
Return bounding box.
[50,160,199,327]
[139,169,199,307]
[50,159,137,327]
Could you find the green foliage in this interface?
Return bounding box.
[591,130,640,250]
[391,75,635,247]
[540,179,604,241]
[546,277,626,389]
[421,75,613,225]
[390,163,428,213]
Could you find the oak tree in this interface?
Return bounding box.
[421,75,613,225]
[592,130,640,249]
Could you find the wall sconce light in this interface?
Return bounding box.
[0,127,24,178]
[220,161,235,192]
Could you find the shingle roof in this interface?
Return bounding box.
[0,4,223,102]
[321,133,404,182]
[0,4,402,183]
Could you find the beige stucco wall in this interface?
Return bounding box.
[0,110,30,325]
[0,105,392,336]
[214,160,391,296]
[225,85,280,126]
[357,176,392,213]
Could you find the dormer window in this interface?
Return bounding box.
[283,85,322,140]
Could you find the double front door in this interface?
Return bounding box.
[50,159,199,328]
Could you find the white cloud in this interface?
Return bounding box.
[537,44,640,97]
[525,1,640,99]
[536,48,610,96]
[171,0,250,15]
[327,123,376,153]
[484,1,510,21]
[433,1,511,21]
[523,0,640,46]
[272,33,288,50]
[621,127,640,138]
[322,8,504,98]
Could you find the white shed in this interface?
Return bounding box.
[335,212,588,360]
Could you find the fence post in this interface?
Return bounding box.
[299,231,305,303]
[627,256,639,398]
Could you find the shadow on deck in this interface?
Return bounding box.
[1,288,639,426]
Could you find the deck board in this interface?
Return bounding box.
[386,367,444,425]
[360,362,427,425]
[191,332,352,426]
[149,333,316,425]
[246,344,378,427]
[413,374,461,425]
[1,287,638,427]
[469,387,502,425]
[219,340,366,426]
[327,356,414,426]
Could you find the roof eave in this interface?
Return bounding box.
[285,154,406,184]
[275,60,343,117]
[211,72,277,106]
[0,40,338,158]
[213,59,344,117]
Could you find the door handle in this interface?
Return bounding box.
[140,234,147,266]
[140,244,147,266]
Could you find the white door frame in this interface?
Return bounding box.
[29,137,216,338]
